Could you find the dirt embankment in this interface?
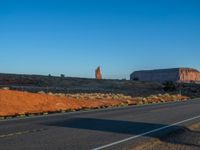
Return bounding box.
[0,90,189,117]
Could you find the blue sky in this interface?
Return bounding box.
[0,0,200,79]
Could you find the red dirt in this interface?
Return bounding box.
[0,90,130,117]
[0,90,189,117]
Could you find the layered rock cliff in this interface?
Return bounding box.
[179,68,200,82]
[131,68,200,83]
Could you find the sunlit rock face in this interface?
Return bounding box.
[179,68,200,82]
[130,68,200,83]
[95,66,102,80]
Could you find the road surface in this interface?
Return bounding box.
[0,99,200,150]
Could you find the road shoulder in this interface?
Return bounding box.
[132,122,200,150]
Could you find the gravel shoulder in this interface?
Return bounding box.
[133,122,200,150]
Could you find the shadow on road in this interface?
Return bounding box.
[44,118,200,148]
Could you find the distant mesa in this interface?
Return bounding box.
[95,66,102,80]
[130,68,200,83]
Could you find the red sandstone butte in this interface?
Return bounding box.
[179,68,200,82]
[95,66,102,80]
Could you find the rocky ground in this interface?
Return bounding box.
[0,73,164,97]
[133,122,200,150]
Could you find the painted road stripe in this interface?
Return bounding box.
[0,128,46,138]
[92,115,200,150]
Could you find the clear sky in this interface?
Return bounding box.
[0,0,200,79]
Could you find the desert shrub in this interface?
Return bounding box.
[163,81,177,92]
[38,91,46,94]
[47,92,54,96]
[163,93,170,97]
[28,114,35,117]
[133,77,139,81]
[18,114,26,118]
[120,103,128,107]
[1,87,10,90]
[171,95,178,100]
[149,95,159,99]
[142,98,148,104]
[56,93,65,97]
[96,94,102,99]
[0,117,5,120]
[160,98,165,102]
[137,100,144,105]
[60,74,65,78]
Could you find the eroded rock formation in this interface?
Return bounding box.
[95,66,102,80]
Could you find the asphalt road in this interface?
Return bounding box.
[0,99,200,150]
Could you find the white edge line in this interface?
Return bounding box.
[92,115,200,150]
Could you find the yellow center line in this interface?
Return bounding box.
[0,128,46,138]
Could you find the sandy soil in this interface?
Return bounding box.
[0,90,188,117]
